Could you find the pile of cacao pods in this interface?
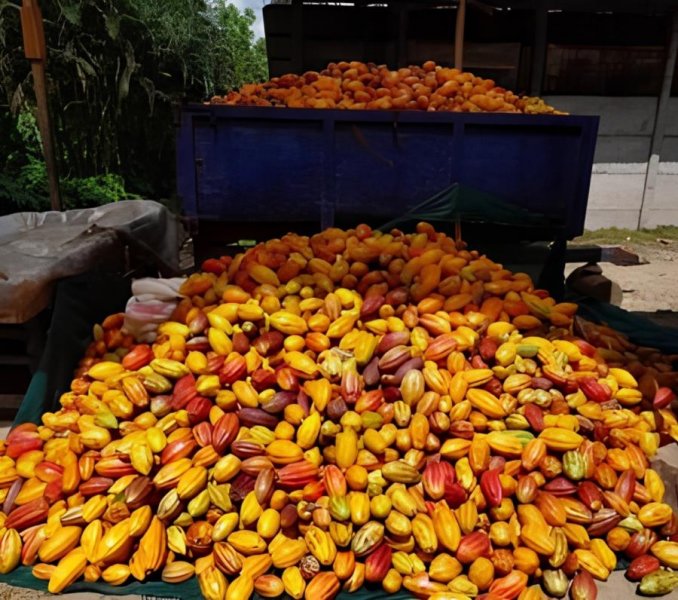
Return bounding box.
[210,61,562,114]
[3,223,678,600]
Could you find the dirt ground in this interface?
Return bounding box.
[567,241,678,312]
[0,585,35,600]
[566,228,678,333]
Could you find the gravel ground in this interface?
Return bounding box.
[0,585,37,600]
[567,242,678,313]
[565,240,678,334]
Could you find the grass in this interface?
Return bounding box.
[574,226,678,245]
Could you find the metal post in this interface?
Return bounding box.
[638,11,678,230]
[21,0,61,211]
[454,0,466,70]
[530,0,547,96]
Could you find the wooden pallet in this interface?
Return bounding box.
[0,318,46,419]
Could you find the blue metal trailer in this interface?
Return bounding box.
[176,105,599,241]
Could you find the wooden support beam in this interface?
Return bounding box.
[21,0,62,211]
[30,62,61,212]
[454,0,466,70]
[638,11,678,230]
[291,0,304,75]
[530,0,547,96]
[397,4,409,68]
[467,0,494,17]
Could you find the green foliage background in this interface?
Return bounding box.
[0,0,268,213]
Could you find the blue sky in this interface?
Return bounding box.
[231,0,266,39]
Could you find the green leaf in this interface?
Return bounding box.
[0,0,268,205]
[75,56,96,78]
[104,13,120,40]
[60,1,82,26]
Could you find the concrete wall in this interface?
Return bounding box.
[544,96,678,230]
[583,162,678,230]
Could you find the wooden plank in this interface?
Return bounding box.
[292,0,304,74]
[565,244,643,266]
[0,327,29,342]
[0,395,24,409]
[396,4,407,66]
[454,0,466,69]
[31,57,62,212]
[0,394,24,422]
[530,0,547,95]
[0,356,32,366]
[21,0,61,211]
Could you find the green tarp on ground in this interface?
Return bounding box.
[574,296,678,355]
[13,272,131,426]
[0,566,415,599]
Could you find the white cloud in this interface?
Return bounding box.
[229,0,266,39]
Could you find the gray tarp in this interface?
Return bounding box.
[0,201,181,324]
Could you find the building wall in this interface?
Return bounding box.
[545,96,678,230]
